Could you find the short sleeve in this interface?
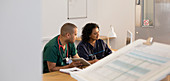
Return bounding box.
[77,44,90,60]
[43,46,58,63]
[103,41,112,56]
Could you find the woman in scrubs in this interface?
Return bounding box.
[77,23,112,63]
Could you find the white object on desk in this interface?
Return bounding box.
[143,37,153,45]
[59,67,82,74]
[71,39,170,81]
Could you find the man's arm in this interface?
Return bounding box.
[47,54,81,72]
[47,61,81,72]
[73,53,80,58]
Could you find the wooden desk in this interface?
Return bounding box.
[43,71,76,81]
[43,71,170,81]
[112,49,117,51]
[162,75,170,81]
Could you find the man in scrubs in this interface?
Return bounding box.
[77,23,112,63]
[43,23,81,73]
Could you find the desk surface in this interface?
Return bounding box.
[43,71,170,81]
[43,71,76,81]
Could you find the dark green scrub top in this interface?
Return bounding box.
[43,35,77,73]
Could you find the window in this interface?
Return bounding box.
[142,0,154,27]
[135,0,155,27]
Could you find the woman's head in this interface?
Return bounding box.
[82,23,99,42]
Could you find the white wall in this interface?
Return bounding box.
[42,0,98,38]
[42,0,98,49]
[42,0,135,49]
[97,0,135,49]
[0,0,42,81]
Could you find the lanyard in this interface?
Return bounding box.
[58,36,68,60]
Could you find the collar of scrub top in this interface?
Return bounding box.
[87,41,105,56]
[58,35,68,60]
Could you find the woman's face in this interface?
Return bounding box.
[89,27,99,40]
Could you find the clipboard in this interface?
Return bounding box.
[72,58,91,66]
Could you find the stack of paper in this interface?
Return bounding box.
[59,67,82,74]
[71,39,170,81]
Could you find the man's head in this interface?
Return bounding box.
[60,23,78,43]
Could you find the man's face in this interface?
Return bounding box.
[89,27,99,40]
[68,28,78,43]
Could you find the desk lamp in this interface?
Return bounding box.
[107,25,117,48]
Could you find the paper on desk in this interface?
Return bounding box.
[70,39,170,81]
[59,67,82,74]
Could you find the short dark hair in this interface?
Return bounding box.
[81,23,99,42]
[60,23,77,36]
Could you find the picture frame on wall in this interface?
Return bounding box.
[68,0,87,19]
